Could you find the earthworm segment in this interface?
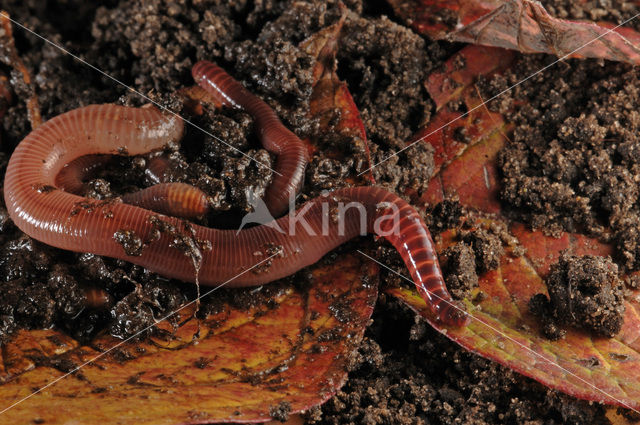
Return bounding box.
[192,60,309,217]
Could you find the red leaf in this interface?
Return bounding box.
[386,0,502,39]
[301,10,375,185]
[448,0,640,65]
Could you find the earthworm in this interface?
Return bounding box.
[144,155,173,185]
[3,104,468,326]
[192,60,308,217]
[120,183,209,219]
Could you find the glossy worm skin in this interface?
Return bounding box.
[56,154,111,195]
[57,154,210,219]
[120,183,209,219]
[192,60,308,217]
[3,104,468,327]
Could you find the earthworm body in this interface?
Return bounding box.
[3,62,469,327]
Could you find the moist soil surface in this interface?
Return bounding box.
[529,254,625,340]
[0,1,636,424]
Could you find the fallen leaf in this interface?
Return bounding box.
[424,44,514,110]
[301,7,376,185]
[448,0,640,65]
[606,406,640,425]
[387,43,640,411]
[419,44,513,213]
[388,223,640,410]
[0,254,378,424]
[386,0,502,39]
[389,0,640,65]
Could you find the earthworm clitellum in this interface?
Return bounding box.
[2,62,469,327]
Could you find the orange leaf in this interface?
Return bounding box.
[388,225,640,410]
[0,253,378,424]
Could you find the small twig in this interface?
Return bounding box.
[0,10,42,129]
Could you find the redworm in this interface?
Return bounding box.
[3,68,468,327]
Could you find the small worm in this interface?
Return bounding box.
[192,60,309,217]
[121,183,210,219]
[3,104,468,326]
[144,155,173,185]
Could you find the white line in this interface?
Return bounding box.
[359,12,640,176]
[357,249,640,414]
[0,11,281,177]
[0,252,282,415]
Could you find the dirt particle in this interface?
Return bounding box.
[113,229,145,257]
[462,228,504,274]
[441,243,478,300]
[194,357,212,369]
[426,199,465,234]
[269,401,291,422]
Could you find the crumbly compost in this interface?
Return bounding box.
[440,243,478,300]
[530,253,625,339]
[540,0,639,26]
[307,296,610,425]
[480,55,640,271]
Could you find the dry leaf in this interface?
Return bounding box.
[389,0,640,65]
[448,0,640,64]
[0,254,378,424]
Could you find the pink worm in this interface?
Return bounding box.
[3,109,468,327]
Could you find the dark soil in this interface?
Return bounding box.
[541,0,639,25]
[0,0,627,424]
[477,38,640,274]
[308,296,609,425]
[478,0,640,365]
[436,225,504,301]
[530,253,625,340]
